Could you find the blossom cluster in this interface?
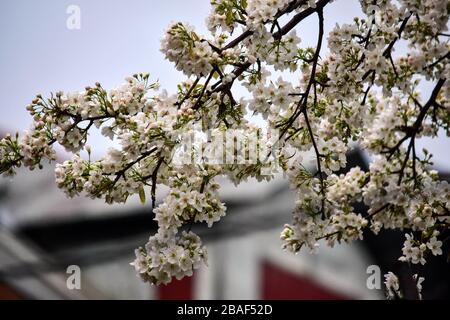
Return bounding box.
[131,231,207,285]
[246,0,291,27]
[206,0,247,33]
[161,22,218,77]
[245,27,302,71]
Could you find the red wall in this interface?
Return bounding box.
[157,275,193,300]
[262,261,349,300]
[156,261,351,300]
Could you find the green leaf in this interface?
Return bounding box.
[191,32,200,41]
[139,186,146,205]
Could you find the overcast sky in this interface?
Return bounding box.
[0,0,448,170]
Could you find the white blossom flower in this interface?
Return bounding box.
[427,237,443,256]
[384,272,402,299]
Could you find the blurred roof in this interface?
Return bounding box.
[0,162,289,227]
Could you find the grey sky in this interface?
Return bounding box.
[0,0,448,170]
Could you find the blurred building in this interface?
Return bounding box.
[0,150,448,300]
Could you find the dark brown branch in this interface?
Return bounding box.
[385,78,446,158]
[223,30,253,50]
[111,147,158,185]
[176,77,200,108]
[151,157,164,208]
[366,203,390,219]
[280,7,325,141]
[273,0,330,40]
[383,78,446,186]
[425,51,450,70]
[382,14,412,58]
[192,71,215,110]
